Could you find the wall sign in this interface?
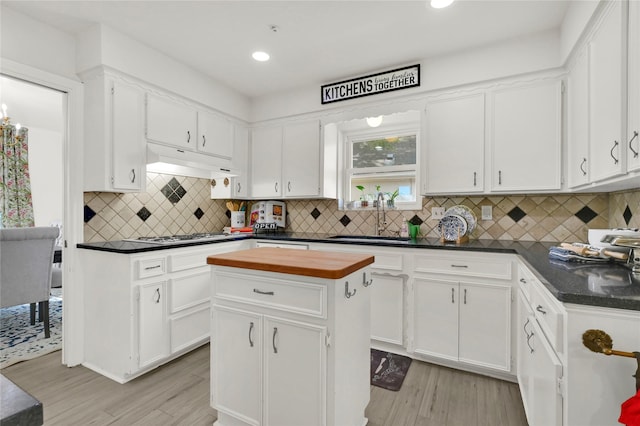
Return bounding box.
[321,64,420,104]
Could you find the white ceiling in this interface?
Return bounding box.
[3,0,571,99]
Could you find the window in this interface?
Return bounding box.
[346,130,419,209]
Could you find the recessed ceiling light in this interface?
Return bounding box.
[431,0,454,9]
[252,51,270,62]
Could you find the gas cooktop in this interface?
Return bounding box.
[124,233,235,245]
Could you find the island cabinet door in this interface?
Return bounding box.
[212,306,262,425]
[263,316,327,426]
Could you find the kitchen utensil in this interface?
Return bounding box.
[375,357,387,374]
[582,329,636,358]
[567,242,629,260]
[233,201,240,211]
[588,228,640,248]
[226,201,235,211]
[239,201,246,211]
[560,243,600,257]
[608,236,640,248]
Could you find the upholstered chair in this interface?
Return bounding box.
[0,226,59,338]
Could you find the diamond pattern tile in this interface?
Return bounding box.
[194,207,204,220]
[623,205,633,225]
[339,215,352,227]
[311,208,321,220]
[408,215,423,226]
[84,205,96,223]
[507,206,526,223]
[575,206,598,224]
[136,207,151,222]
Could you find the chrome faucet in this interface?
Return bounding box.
[376,192,386,236]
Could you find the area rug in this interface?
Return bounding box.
[370,349,412,391]
[0,292,62,369]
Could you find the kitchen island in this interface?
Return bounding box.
[207,247,374,426]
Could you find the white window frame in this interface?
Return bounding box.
[343,124,421,210]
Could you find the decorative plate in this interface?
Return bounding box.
[444,205,477,234]
[437,214,468,241]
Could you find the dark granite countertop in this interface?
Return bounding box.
[78,232,640,311]
[0,374,43,426]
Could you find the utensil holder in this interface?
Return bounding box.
[231,211,245,228]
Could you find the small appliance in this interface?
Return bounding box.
[249,201,286,228]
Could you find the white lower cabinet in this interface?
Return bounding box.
[211,265,371,426]
[80,240,247,383]
[413,277,511,371]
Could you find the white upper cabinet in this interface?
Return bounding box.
[282,120,321,198]
[588,0,626,182]
[490,80,562,192]
[567,48,591,188]
[251,126,283,198]
[146,93,197,149]
[198,110,234,159]
[82,70,146,193]
[424,93,485,194]
[628,0,640,172]
[232,125,250,198]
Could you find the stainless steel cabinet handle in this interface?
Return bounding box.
[272,327,278,354]
[253,289,274,296]
[580,158,587,176]
[451,264,468,268]
[248,322,254,347]
[498,170,502,185]
[202,135,206,147]
[154,288,160,303]
[629,131,639,158]
[236,182,241,193]
[187,130,191,143]
[523,318,531,337]
[288,181,291,192]
[144,264,161,270]
[130,168,136,183]
[536,305,547,315]
[473,171,477,186]
[451,288,455,303]
[463,288,467,304]
[610,140,619,164]
[519,278,527,284]
[275,182,278,193]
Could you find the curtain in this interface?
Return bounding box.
[0,123,34,228]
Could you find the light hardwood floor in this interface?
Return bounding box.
[1,345,528,426]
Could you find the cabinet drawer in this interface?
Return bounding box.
[169,247,220,272]
[170,306,209,353]
[530,281,564,351]
[371,252,403,272]
[137,257,166,279]
[213,270,326,319]
[517,264,535,302]
[169,269,210,313]
[414,253,512,280]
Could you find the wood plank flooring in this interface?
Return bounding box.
[1,345,528,426]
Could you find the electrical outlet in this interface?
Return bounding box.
[481,205,493,220]
[431,207,445,220]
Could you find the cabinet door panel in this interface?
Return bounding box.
[458,282,511,371]
[517,293,534,423]
[251,127,283,198]
[198,111,233,159]
[425,94,485,193]
[413,277,458,360]
[283,120,321,197]
[146,94,196,149]
[264,316,326,426]
[233,126,250,198]
[589,0,625,181]
[491,81,562,191]
[138,282,168,368]
[567,49,590,187]
[529,319,563,426]
[112,81,145,191]
[628,0,640,172]
[370,273,403,345]
[213,307,262,425]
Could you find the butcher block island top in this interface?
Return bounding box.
[206,247,374,279]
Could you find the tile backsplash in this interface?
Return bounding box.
[84,173,638,243]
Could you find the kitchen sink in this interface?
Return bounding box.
[328,235,411,245]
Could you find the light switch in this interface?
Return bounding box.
[431,207,445,220]
[481,205,493,220]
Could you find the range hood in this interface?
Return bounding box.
[146,143,238,179]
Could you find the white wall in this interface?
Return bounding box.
[76,24,251,122]
[560,0,600,63]
[0,6,78,81]
[250,28,563,122]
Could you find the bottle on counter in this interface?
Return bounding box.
[400,217,409,238]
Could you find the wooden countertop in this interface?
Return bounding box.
[207,247,374,279]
